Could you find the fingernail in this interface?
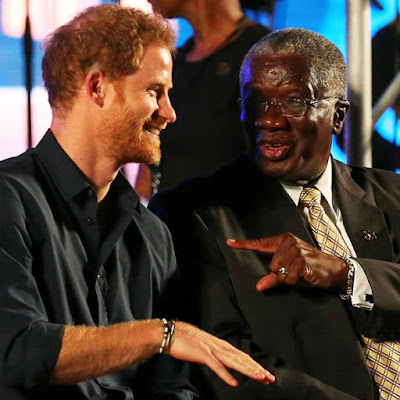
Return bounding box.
[266,373,275,382]
[226,239,236,243]
[230,378,239,387]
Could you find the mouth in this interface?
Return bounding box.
[143,121,166,139]
[257,141,293,161]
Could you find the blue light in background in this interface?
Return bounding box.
[273,0,347,58]
[331,136,347,163]
[371,0,399,36]
[375,108,400,145]
[371,0,400,174]
[174,18,193,47]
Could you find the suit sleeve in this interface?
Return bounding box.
[352,258,400,341]
[149,194,362,400]
[341,168,400,341]
[0,177,64,391]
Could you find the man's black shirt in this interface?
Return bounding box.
[0,130,193,399]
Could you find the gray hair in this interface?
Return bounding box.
[240,28,347,99]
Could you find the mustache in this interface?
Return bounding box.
[144,115,168,131]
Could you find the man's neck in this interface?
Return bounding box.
[50,115,119,203]
[183,0,246,62]
[280,158,333,209]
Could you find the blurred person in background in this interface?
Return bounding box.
[135,0,273,202]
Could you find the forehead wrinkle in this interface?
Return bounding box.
[251,62,320,100]
[254,57,308,84]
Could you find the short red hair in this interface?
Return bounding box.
[41,4,176,113]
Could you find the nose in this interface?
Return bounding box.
[255,102,287,130]
[158,95,176,124]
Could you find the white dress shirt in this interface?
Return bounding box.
[280,158,373,310]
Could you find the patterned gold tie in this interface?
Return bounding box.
[300,186,400,400]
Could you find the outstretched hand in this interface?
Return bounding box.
[169,321,275,387]
[227,233,348,291]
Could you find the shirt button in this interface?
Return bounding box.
[88,189,94,197]
[97,274,101,279]
[86,218,94,225]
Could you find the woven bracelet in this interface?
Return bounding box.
[159,318,175,354]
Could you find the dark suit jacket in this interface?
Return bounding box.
[149,156,400,400]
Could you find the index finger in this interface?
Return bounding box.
[226,234,285,253]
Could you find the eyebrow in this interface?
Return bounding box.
[148,81,173,91]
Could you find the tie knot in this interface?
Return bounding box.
[300,186,321,207]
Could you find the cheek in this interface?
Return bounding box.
[307,110,320,123]
[127,96,157,118]
[301,131,332,167]
[291,120,321,157]
[136,104,154,119]
[147,98,158,114]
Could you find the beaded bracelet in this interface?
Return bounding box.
[165,319,175,349]
[159,318,175,354]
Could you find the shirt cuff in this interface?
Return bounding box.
[350,259,374,310]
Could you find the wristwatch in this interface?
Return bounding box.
[340,258,355,301]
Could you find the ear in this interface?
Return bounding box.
[332,100,350,136]
[85,70,106,107]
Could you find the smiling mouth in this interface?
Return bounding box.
[259,143,292,161]
[144,122,166,138]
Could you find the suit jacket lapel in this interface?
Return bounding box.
[333,160,393,261]
[226,158,316,245]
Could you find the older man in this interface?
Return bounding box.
[150,28,400,399]
[0,5,274,399]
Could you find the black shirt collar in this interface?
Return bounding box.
[34,129,140,211]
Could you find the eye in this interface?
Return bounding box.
[147,89,158,98]
[284,97,306,112]
[285,97,304,105]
